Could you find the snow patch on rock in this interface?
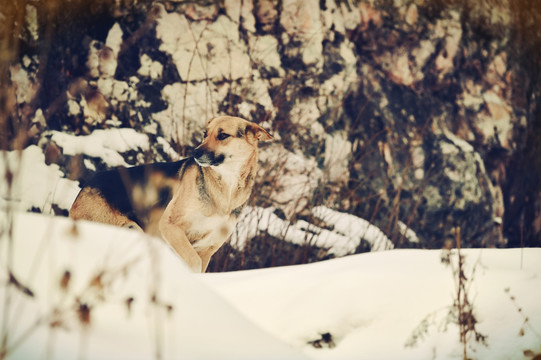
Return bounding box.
[49,129,150,167]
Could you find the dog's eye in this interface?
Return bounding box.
[217,133,230,141]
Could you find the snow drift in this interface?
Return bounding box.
[0,212,307,360]
[1,211,540,359]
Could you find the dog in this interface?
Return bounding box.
[69,116,272,272]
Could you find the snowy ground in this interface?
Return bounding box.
[203,247,541,359]
[0,212,306,360]
[1,212,540,360]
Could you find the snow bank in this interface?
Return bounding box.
[0,145,80,213]
[204,248,541,359]
[0,212,308,360]
[2,211,539,360]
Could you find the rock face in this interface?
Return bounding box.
[2,0,541,250]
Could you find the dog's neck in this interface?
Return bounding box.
[213,160,244,193]
[201,151,257,214]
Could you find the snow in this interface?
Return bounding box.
[1,212,540,360]
[0,212,307,360]
[204,248,541,359]
[49,128,150,167]
[231,205,392,257]
[398,221,420,243]
[312,206,393,251]
[0,145,80,213]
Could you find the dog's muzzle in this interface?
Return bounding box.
[193,147,225,167]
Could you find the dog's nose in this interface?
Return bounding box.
[193,146,224,167]
[193,146,214,166]
[193,147,203,159]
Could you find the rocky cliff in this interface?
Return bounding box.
[2,0,540,255]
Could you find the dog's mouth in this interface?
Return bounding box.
[193,148,225,167]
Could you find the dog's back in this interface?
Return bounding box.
[70,159,190,234]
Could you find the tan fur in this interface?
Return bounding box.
[70,116,272,272]
[70,187,143,230]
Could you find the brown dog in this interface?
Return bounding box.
[69,116,272,272]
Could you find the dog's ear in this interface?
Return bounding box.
[247,123,273,141]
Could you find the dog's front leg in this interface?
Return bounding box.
[159,218,202,273]
[198,246,218,273]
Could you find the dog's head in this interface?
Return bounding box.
[193,116,272,168]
